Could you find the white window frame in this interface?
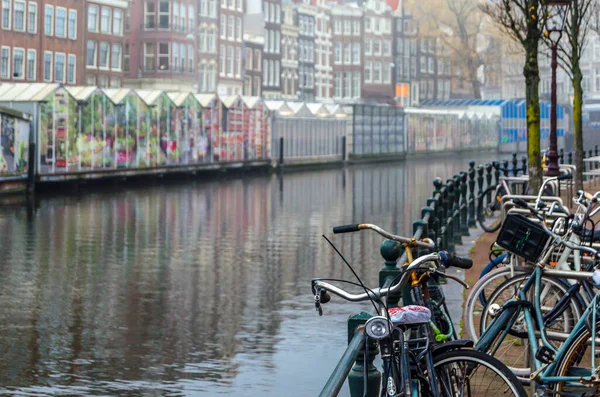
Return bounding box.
[86,40,97,68]
[100,6,111,33]
[111,43,121,70]
[220,15,225,38]
[2,0,11,30]
[188,44,193,72]
[88,4,98,32]
[227,15,233,40]
[43,50,52,81]
[113,8,123,35]
[143,1,154,30]
[14,0,25,31]
[12,47,25,79]
[188,5,193,32]
[352,43,360,65]
[55,6,66,38]
[44,4,53,36]
[54,52,65,82]
[172,1,178,31]
[68,9,76,39]
[98,41,110,69]
[67,53,75,83]
[364,61,371,83]
[26,48,35,80]
[27,1,36,33]
[236,16,241,41]
[0,46,10,78]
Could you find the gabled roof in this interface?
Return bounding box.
[65,86,104,102]
[286,102,312,117]
[0,106,32,120]
[241,96,262,109]
[167,92,199,107]
[194,93,218,107]
[137,89,171,106]
[221,95,241,109]
[306,103,330,117]
[0,83,63,102]
[103,88,137,105]
[264,101,294,116]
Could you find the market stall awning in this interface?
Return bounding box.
[103,88,137,105]
[264,101,294,116]
[194,93,218,108]
[65,86,105,103]
[0,83,63,102]
[168,92,199,107]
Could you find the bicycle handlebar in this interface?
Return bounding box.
[333,223,435,249]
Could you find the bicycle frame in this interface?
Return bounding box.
[476,264,600,386]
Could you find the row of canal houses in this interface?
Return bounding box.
[0,83,350,181]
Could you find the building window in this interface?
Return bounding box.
[364,62,371,83]
[209,0,216,17]
[1,0,10,29]
[144,1,154,29]
[343,43,350,64]
[55,7,65,37]
[88,4,98,31]
[0,47,10,79]
[353,20,359,35]
[12,48,24,79]
[263,59,267,84]
[100,6,110,33]
[383,63,390,83]
[334,42,340,64]
[365,39,371,55]
[110,76,121,87]
[199,63,206,91]
[158,41,169,70]
[334,72,341,98]
[111,44,121,70]
[373,40,380,55]
[123,43,129,72]
[158,1,169,29]
[374,62,381,83]
[86,40,97,66]
[227,45,233,75]
[172,42,178,71]
[67,53,75,83]
[245,47,252,70]
[344,72,350,97]
[220,15,225,38]
[173,1,178,31]
[235,47,241,76]
[219,44,225,75]
[208,64,215,90]
[26,49,35,80]
[44,5,53,35]
[200,0,206,16]
[236,16,241,41]
[27,1,36,33]
[98,42,109,68]
[14,0,24,31]
[188,5,193,32]
[179,3,185,31]
[43,51,52,81]
[144,42,155,71]
[113,9,122,35]
[98,75,108,87]
[383,40,390,56]
[364,16,370,32]
[352,43,360,65]
[68,9,76,38]
[352,72,360,98]
[85,75,95,85]
[227,15,233,39]
[343,20,350,35]
[188,44,193,72]
[254,48,261,70]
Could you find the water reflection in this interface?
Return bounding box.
[0,155,488,396]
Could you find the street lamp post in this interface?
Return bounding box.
[545,0,571,176]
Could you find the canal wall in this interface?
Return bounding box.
[0,83,566,195]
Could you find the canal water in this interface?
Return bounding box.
[0,155,491,396]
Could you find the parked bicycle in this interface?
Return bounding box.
[313,223,527,396]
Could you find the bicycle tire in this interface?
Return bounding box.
[463,265,531,342]
[477,185,504,233]
[552,321,600,395]
[478,273,580,379]
[433,349,527,397]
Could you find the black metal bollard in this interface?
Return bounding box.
[493,161,501,185]
[512,153,518,176]
[446,179,455,253]
[485,164,493,205]
[503,159,510,177]
[559,148,564,164]
[568,151,573,165]
[521,156,527,175]
[422,207,436,247]
[460,172,469,236]
[341,136,347,161]
[468,161,476,228]
[452,175,462,245]
[278,137,284,167]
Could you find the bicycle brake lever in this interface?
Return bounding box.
[436,271,470,289]
[314,293,323,316]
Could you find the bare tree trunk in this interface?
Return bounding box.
[524,43,543,193]
[573,68,584,191]
[466,56,482,99]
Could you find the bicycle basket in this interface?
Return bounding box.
[496,214,550,263]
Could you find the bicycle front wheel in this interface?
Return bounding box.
[477,185,505,233]
[434,349,527,397]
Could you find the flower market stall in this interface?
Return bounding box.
[195,94,220,163]
[137,90,177,167]
[0,106,30,178]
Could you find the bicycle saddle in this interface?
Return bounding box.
[388,306,431,325]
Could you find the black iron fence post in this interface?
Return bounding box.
[468,161,476,228]
[446,179,456,252]
[521,156,527,175]
[512,153,518,176]
[460,172,469,236]
[452,175,462,244]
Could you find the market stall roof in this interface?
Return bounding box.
[168,92,199,107]
[103,88,137,105]
[241,96,262,109]
[221,95,241,109]
[306,103,330,117]
[194,93,218,108]
[286,102,312,117]
[325,104,349,118]
[264,101,294,116]
[137,89,172,106]
[65,86,104,102]
[0,83,63,102]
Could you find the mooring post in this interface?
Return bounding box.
[341,136,347,162]
[347,313,380,397]
[26,142,36,196]
[278,137,284,169]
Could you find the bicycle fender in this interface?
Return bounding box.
[431,339,474,356]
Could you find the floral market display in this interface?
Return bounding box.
[0,109,29,176]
